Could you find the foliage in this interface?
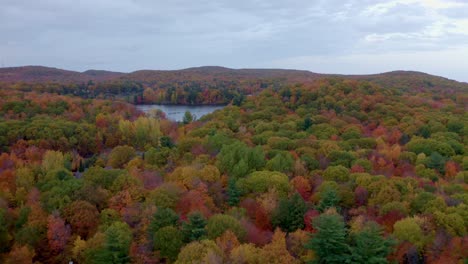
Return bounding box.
[349,222,396,264]
[0,74,466,263]
[182,211,207,242]
[305,212,350,263]
[217,141,266,178]
[317,186,341,212]
[94,221,132,264]
[206,214,246,241]
[271,192,307,233]
[236,171,290,197]
[148,207,179,237]
[153,225,184,261]
[108,145,136,168]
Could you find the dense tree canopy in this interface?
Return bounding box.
[0,75,466,263]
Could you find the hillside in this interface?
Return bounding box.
[1,66,467,92]
[346,70,468,91]
[1,65,466,105]
[0,66,124,83]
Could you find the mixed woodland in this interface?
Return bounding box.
[0,67,467,263]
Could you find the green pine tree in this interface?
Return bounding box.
[182,211,207,242]
[148,207,179,239]
[183,111,193,124]
[272,192,307,233]
[93,222,132,264]
[227,178,240,206]
[349,222,396,264]
[317,187,340,212]
[305,213,350,264]
[0,209,10,253]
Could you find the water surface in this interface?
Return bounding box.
[136,104,225,122]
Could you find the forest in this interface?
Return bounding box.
[0,71,467,263]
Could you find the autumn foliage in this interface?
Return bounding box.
[0,73,466,263]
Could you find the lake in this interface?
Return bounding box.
[136,104,226,122]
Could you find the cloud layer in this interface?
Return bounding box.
[1,0,467,81]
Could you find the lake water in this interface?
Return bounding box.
[136,104,226,122]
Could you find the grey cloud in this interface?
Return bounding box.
[0,0,467,81]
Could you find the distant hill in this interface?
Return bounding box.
[0,66,124,83]
[344,71,468,91]
[82,69,125,80]
[1,65,467,91]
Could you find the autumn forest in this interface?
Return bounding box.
[0,66,467,263]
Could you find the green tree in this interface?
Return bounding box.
[160,136,175,148]
[183,111,194,124]
[272,192,307,233]
[133,117,161,148]
[83,166,124,190]
[393,217,425,249]
[0,209,11,253]
[266,152,294,173]
[433,211,466,237]
[236,171,290,197]
[149,207,179,237]
[153,226,184,261]
[410,192,436,214]
[182,212,207,242]
[425,152,447,174]
[305,213,350,264]
[231,158,249,179]
[206,214,246,241]
[217,141,265,179]
[349,222,395,264]
[302,116,313,131]
[328,151,356,168]
[323,165,350,183]
[145,147,171,168]
[317,187,340,212]
[232,93,245,106]
[406,138,455,157]
[107,145,136,168]
[227,178,240,206]
[94,222,132,264]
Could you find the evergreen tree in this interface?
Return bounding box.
[305,213,350,264]
[227,178,240,206]
[148,207,179,239]
[182,211,207,242]
[272,192,307,233]
[93,222,132,264]
[183,111,194,124]
[160,136,175,148]
[317,187,340,212]
[233,93,245,106]
[349,222,395,264]
[303,116,313,131]
[426,152,447,174]
[0,209,10,253]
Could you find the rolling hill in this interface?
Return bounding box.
[1,65,467,91]
[0,66,124,83]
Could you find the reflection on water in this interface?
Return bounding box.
[136,104,226,122]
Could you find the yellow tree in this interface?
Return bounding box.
[259,228,298,264]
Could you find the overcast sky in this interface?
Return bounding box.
[1,0,468,81]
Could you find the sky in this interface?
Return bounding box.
[1,0,468,82]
